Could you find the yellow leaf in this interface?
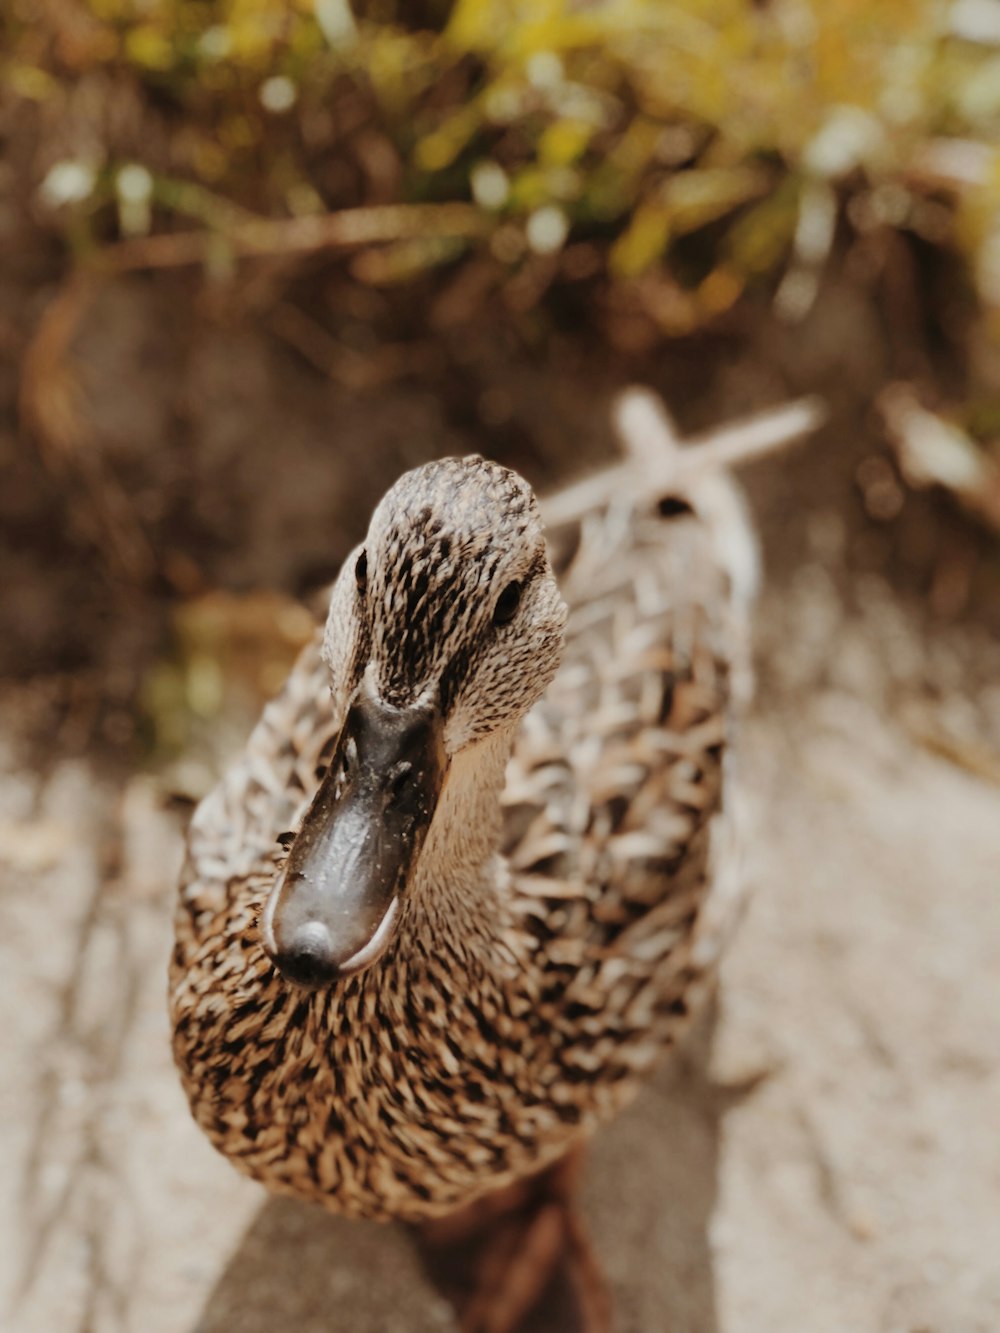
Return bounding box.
[610,202,671,277]
[415,105,481,172]
[351,236,468,285]
[698,265,743,316]
[508,166,556,211]
[726,181,801,275]
[4,64,59,100]
[663,165,769,236]
[125,25,175,72]
[538,119,594,167]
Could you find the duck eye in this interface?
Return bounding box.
[492,580,522,627]
[355,549,368,593]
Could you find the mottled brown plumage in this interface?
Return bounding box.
[169,389,759,1227]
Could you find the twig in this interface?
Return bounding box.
[907,137,996,193]
[879,382,1000,535]
[268,304,433,390]
[99,202,491,273]
[903,716,1000,787]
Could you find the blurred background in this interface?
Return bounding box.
[2,2,1000,1331]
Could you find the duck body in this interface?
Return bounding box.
[169,396,756,1224]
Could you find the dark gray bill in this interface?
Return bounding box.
[261,694,446,988]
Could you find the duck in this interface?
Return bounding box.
[169,387,819,1331]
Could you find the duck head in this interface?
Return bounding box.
[261,456,567,988]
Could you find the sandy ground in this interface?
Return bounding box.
[2,535,999,1333]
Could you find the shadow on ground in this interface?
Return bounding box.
[194,1017,723,1333]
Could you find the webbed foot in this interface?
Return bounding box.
[419,1148,611,1333]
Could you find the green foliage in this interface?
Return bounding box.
[5,0,1000,334]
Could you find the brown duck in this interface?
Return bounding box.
[170,388,818,1329]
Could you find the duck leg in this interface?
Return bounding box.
[419,1146,611,1333]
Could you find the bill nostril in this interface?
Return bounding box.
[387,762,414,807]
[273,920,340,989]
[386,762,421,810]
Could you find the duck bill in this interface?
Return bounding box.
[261,695,447,989]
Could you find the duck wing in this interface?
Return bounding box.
[501,451,757,1090]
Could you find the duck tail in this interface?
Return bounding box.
[612,387,760,614]
[612,386,825,614]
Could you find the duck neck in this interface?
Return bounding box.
[406,727,515,940]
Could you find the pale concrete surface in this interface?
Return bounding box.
[3,574,999,1333]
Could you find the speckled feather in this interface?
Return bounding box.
[169,422,756,1224]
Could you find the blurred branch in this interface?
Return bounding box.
[901,707,1000,787]
[100,203,491,273]
[9,1,1000,358]
[268,304,434,390]
[907,138,997,193]
[879,383,1000,536]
